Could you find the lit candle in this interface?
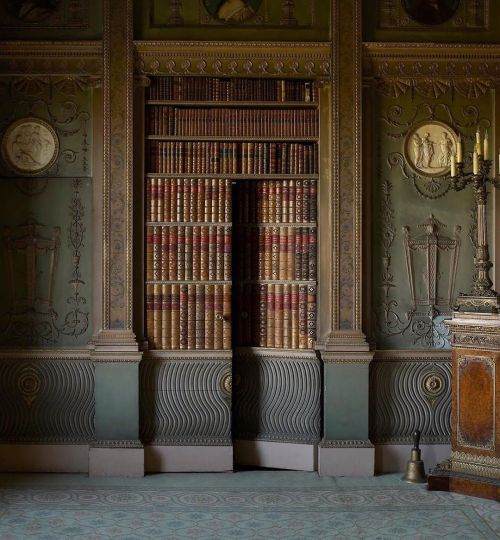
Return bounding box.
[484,130,489,160]
[476,128,482,156]
[473,150,479,174]
[450,154,457,177]
[456,135,463,162]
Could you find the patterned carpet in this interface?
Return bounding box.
[0,472,498,539]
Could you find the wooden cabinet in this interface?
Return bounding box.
[428,315,500,500]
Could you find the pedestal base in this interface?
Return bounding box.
[428,466,500,501]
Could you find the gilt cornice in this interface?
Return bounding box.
[134,40,331,79]
[363,42,500,98]
[0,41,102,76]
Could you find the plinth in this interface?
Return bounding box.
[428,313,500,501]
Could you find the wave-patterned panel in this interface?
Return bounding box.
[234,352,321,443]
[0,358,94,442]
[369,360,451,444]
[140,358,231,445]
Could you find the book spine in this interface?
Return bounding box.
[205,284,214,349]
[161,284,172,349]
[171,283,180,349]
[214,284,223,349]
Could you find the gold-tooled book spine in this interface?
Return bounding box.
[214,284,223,350]
[187,283,196,350]
[223,283,231,350]
[161,283,172,350]
[171,283,180,349]
[179,284,188,349]
[205,284,214,349]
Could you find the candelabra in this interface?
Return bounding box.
[450,131,500,313]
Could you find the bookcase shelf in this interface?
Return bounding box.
[147,135,319,142]
[144,76,318,352]
[146,173,320,180]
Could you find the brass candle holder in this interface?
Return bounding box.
[450,132,500,314]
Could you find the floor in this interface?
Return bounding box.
[0,471,498,539]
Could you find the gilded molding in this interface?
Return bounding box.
[363,43,500,98]
[91,440,143,449]
[134,41,330,79]
[453,332,500,350]
[450,451,500,480]
[0,41,102,76]
[321,351,374,364]
[320,439,374,448]
[373,350,451,362]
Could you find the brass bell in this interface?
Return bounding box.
[402,429,428,483]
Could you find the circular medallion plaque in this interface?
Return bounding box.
[203,0,262,23]
[401,0,460,26]
[1,117,59,175]
[404,120,458,178]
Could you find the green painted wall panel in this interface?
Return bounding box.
[0,0,102,40]
[371,87,493,349]
[363,1,500,43]
[95,364,139,441]
[135,0,330,41]
[323,364,369,441]
[0,79,93,347]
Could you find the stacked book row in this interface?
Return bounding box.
[146,225,232,281]
[147,107,319,137]
[234,283,316,349]
[146,283,231,350]
[147,76,318,103]
[233,180,317,224]
[146,178,232,223]
[147,141,319,175]
[234,226,316,281]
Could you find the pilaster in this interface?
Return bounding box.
[317,0,373,475]
[89,0,143,476]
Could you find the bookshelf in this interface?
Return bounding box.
[144,76,318,352]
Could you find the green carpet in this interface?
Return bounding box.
[0,472,498,539]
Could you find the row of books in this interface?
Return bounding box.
[146,283,231,350]
[147,76,318,103]
[233,226,317,281]
[147,141,319,175]
[146,178,232,224]
[234,283,316,349]
[233,180,317,224]
[147,107,319,137]
[146,226,231,281]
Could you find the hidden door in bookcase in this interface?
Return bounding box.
[141,77,321,467]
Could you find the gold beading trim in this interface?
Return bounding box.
[451,450,500,480]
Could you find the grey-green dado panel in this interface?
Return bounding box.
[371,87,492,349]
[369,358,451,444]
[95,363,140,441]
[140,357,232,445]
[323,363,369,441]
[233,351,321,443]
[0,77,93,347]
[0,358,94,442]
